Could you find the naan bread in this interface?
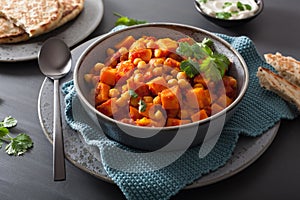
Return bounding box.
[264,52,300,87]
[56,0,85,27]
[0,0,84,44]
[0,17,29,44]
[257,66,300,111]
[0,0,64,37]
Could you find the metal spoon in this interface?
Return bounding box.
[38,37,72,181]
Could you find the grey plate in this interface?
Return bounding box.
[0,0,104,62]
[37,36,280,189]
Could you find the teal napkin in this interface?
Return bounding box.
[62,32,299,200]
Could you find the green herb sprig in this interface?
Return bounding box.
[0,116,33,156]
[176,38,230,81]
[114,12,147,26]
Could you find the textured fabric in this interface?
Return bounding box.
[62,33,299,200]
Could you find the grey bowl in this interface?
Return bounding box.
[194,0,264,27]
[74,23,249,151]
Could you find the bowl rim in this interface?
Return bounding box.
[194,0,264,21]
[73,22,249,131]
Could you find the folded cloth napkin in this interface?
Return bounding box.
[62,30,299,200]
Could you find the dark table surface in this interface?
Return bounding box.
[1,0,300,199]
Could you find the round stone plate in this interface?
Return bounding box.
[37,36,279,189]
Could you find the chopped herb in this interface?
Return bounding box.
[237,1,252,11]
[237,2,245,11]
[245,4,252,10]
[129,89,138,98]
[216,12,232,19]
[138,99,147,113]
[0,116,33,156]
[198,0,208,3]
[176,38,230,81]
[223,2,232,9]
[114,12,147,26]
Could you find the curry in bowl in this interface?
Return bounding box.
[84,35,237,127]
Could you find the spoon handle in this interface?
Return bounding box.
[53,79,66,181]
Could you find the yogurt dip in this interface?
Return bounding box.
[198,0,259,20]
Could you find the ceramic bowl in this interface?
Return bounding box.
[194,0,264,27]
[74,23,249,151]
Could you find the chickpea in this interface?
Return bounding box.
[106,48,115,56]
[121,91,130,100]
[152,67,163,76]
[153,96,161,104]
[122,84,128,93]
[154,110,164,120]
[116,97,127,107]
[178,79,189,88]
[167,78,178,87]
[109,88,120,98]
[165,75,173,81]
[177,71,187,80]
[137,61,147,69]
[170,69,179,77]
[133,58,143,65]
[118,47,128,55]
[134,73,144,83]
[93,63,105,74]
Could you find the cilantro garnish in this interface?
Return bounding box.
[0,116,33,156]
[176,38,230,81]
[138,99,147,113]
[114,12,147,26]
[129,89,138,98]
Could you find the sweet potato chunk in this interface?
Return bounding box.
[114,35,136,49]
[95,82,110,104]
[97,98,117,117]
[160,86,181,110]
[129,48,152,63]
[186,87,211,109]
[99,67,117,86]
[163,57,181,69]
[156,38,178,51]
[166,118,191,126]
[191,109,208,122]
[147,77,168,95]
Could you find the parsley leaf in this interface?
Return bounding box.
[0,116,33,156]
[114,12,147,26]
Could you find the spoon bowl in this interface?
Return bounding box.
[38,37,72,181]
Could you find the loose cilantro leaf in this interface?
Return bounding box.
[114,12,147,26]
[0,116,33,156]
[0,127,9,137]
[2,116,17,128]
[5,134,33,156]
